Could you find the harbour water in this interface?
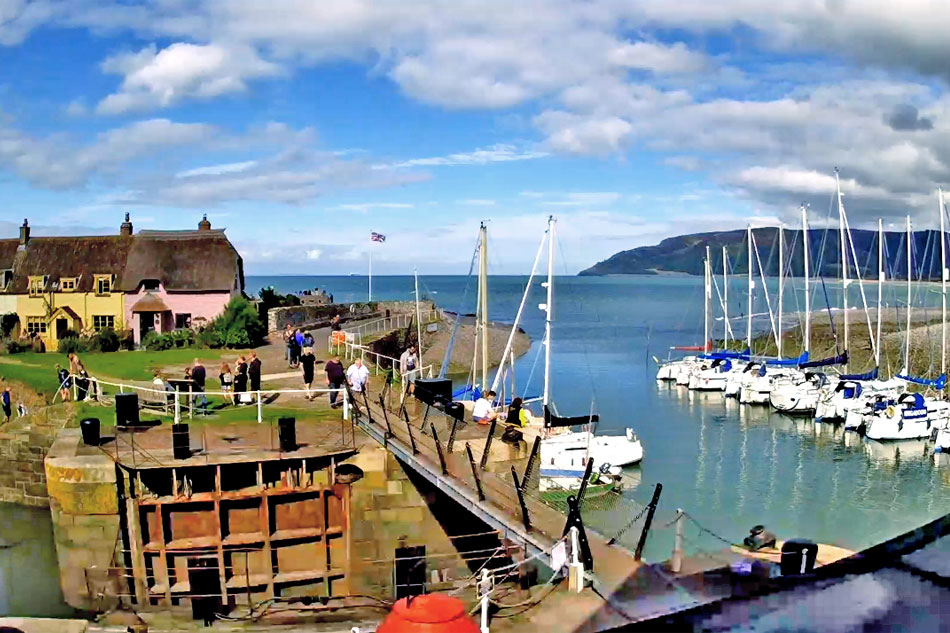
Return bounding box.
[5,273,950,616]
[253,274,950,560]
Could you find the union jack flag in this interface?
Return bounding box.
[371,232,386,242]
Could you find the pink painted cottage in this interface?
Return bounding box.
[121,215,245,345]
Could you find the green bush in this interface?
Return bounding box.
[142,331,173,351]
[58,336,87,354]
[94,327,120,352]
[169,328,195,348]
[214,297,265,348]
[118,328,135,351]
[4,339,25,354]
[195,326,223,349]
[0,314,19,338]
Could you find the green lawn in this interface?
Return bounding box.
[0,348,245,396]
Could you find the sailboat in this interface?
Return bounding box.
[520,217,643,481]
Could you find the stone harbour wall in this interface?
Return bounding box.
[45,429,122,612]
[268,300,432,332]
[0,426,55,507]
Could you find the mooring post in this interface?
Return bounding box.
[466,443,485,501]
[479,417,498,470]
[257,390,263,424]
[174,386,180,425]
[431,424,448,475]
[634,483,664,562]
[510,466,531,531]
[479,568,491,633]
[671,508,685,573]
[402,408,418,454]
[521,436,541,491]
[569,526,584,593]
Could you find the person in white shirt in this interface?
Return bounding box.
[347,358,371,393]
[472,390,498,425]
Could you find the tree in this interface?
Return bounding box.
[215,296,266,348]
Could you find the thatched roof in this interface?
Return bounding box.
[0,228,243,294]
[130,292,172,313]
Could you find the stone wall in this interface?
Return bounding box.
[344,445,495,599]
[268,300,432,332]
[45,429,122,612]
[0,426,55,506]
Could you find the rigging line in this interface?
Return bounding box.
[440,235,480,378]
[751,230,779,351]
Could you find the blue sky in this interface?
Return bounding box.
[2,2,950,274]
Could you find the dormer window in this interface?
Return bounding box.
[95,274,112,295]
[0,270,11,290]
[60,277,77,292]
[28,276,45,297]
[142,279,160,291]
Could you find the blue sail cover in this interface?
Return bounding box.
[840,367,879,381]
[897,372,948,389]
[798,351,849,369]
[766,352,809,366]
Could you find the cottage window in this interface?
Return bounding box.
[0,270,11,290]
[93,315,115,331]
[95,275,111,295]
[175,313,192,329]
[28,276,45,297]
[60,277,76,292]
[26,316,46,336]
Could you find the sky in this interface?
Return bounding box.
[3,1,950,274]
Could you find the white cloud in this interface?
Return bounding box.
[607,41,708,74]
[98,42,282,114]
[329,202,415,212]
[305,249,322,260]
[534,112,633,155]
[458,199,496,206]
[176,160,258,178]
[383,144,548,169]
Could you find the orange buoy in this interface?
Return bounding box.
[377,594,481,633]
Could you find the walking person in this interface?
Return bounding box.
[69,354,89,401]
[399,344,419,391]
[248,352,262,401]
[55,363,71,402]
[303,330,315,349]
[347,358,370,395]
[1,387,10,425]
[191,359,208,412]
[234,356,249,405]
[289,329,302,368]
[219,362,234,405]
[300,347,316,401]
[325,353,345,408]
[283,324,294,367]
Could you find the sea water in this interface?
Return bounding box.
[253,274,950,560]
[5,273,950,615]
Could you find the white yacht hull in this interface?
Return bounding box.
[539,430,643,477]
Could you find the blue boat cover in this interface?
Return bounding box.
[719,359,732,373]
[799,351,848,369]
[897,372,947,389]
[766,352,809,366]
[840,367,879,381]
[898,393,926,409]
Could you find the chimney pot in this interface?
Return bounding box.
[120,212,133,237]
[198,214,211,231]
[19,219,30,247]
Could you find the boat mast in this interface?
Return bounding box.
[802,205,810,355]
[478,222,489,389]
[542,216,555,408]
[490,226,548,394]
[747,225,753,350]
[778,224,784,358]
[414,267,424,371]
[876,218,883,367]
[723,246,729,346]
[906,214,912,370]
[704,245,711,352]
[836,168,849,365]
[941,187,947,376]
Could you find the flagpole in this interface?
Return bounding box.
[368,248,373,302]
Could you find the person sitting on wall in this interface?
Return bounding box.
[473,390,498,426]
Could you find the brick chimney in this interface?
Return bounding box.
[198,214,211,232]
[120,212,133,237]
[18,219,30,247]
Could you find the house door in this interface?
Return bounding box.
[56,318,68,339]
[139,312,155,339]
